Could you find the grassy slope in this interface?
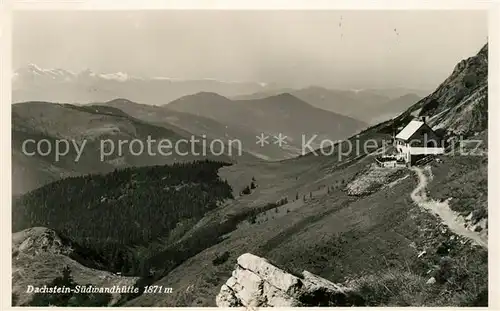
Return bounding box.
[126,132,487,306]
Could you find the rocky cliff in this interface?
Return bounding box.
[403,43,488,135]
[216,253,361,307]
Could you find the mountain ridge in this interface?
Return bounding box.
[232,86,423,124]
[166,91,367,155]
[11,101,233,194]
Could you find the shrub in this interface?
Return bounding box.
[419,99,440,116]
[249,214,257,224]
[12,293,19,306]
[464,73,478,88]
[241,186,251,195]
[468,289,488,306]
[212,251,230,266]
[471,208,487,224]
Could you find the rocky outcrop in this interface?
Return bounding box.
[12,227,75,257]
[216,253,360,307]
[406,43,487,135]
[12,227,139,306]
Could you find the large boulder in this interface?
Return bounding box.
[216,253,360,307]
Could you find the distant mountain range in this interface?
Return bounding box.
[13,64,426,124]
[232,87,424,124]
[12,64,276,106]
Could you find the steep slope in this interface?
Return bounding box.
[13,64,275,105]
[12,102,230,194]
[125,137,487,307]
[166,92,367,153]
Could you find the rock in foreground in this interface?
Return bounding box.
[216,253,361,307]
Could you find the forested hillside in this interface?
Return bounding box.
[12,160,233,276]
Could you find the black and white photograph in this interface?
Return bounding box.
[5,4,494,307]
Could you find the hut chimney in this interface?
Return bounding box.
[420,116,427,124]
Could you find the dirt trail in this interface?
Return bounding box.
[410,166,487,249]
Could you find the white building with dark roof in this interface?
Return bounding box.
[395,117,444,165]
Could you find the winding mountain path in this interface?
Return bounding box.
[410,166,487,249]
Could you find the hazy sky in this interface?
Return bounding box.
[13,10,488,90]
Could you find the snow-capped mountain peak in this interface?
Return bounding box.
[16,64,76,82]
[14,64,140,83]
[99,72,133,82]
[13,64,272,87]
[27,63,44,72]
[12,64,274,105]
